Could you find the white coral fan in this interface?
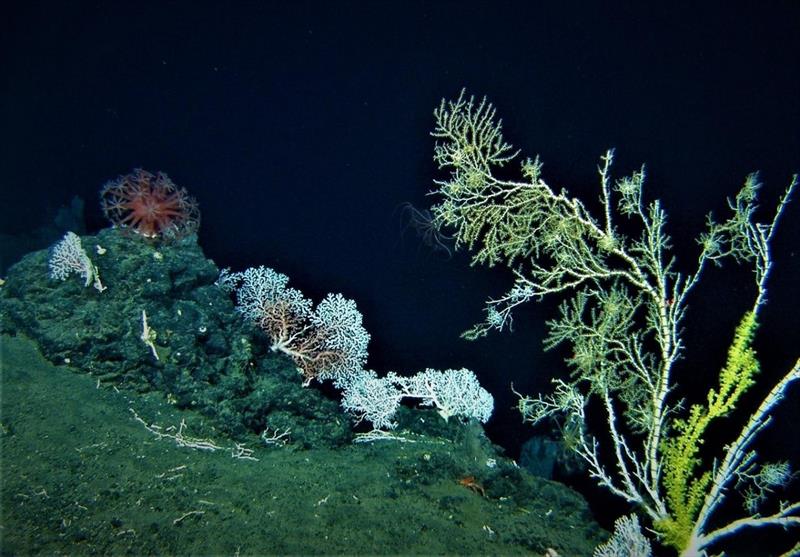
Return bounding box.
[396,368,494,423]
[341,369,402,430]
[48,231,104,292]
[341,368,494,430]
[593,514,651,557]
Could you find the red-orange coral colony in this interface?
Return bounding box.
[100,169,200,239]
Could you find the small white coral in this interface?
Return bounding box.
[49,231,104,292]
[341,369,401,430]
[593,514,651,557]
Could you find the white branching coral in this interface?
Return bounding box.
[48,231,105,292]
[310,293,371,385]
[594,514,652,557]
[341,369,403,430]
[341,368,494,430]
[224,266,311,323]
[222,266,368,386]
[220,265,493,432]
[395,368,494,423]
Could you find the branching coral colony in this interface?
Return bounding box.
[428,90,799,556]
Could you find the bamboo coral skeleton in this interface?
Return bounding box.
[429,90,799,555]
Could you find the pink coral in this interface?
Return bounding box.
[100,169,200,239]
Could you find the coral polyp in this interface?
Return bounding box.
[100,169,200,239]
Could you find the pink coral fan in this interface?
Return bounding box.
[100,169,200,239]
